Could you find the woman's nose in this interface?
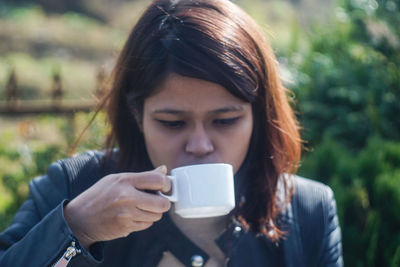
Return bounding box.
[185,125,214,156]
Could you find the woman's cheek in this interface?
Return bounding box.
[148,131,182,168]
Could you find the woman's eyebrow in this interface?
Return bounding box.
[152,105,245,115]
[210,106,245,114]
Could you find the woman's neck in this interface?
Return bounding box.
[170,208,227,232]
[168,206,228,260]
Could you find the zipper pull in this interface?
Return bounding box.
[53,241,81,267]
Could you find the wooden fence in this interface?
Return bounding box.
[0,68,107,116]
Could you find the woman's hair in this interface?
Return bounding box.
[105,0,301,241]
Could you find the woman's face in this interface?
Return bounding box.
[141,74,253,174]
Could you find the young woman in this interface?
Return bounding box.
[0,0,343,266]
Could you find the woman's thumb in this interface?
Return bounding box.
[155,165,167,174]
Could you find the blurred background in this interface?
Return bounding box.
[0,0,399,266]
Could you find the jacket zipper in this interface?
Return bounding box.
[52,241,81,267]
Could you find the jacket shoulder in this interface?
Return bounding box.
[55,151,105,182]
[53,150,106,198]
[290,175,341,266]
[29,150,106,215]
[291,175,335,230]
[292,176,334,204]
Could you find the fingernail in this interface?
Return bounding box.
[155,165,167,174]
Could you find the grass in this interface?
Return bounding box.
[0,4,123,101]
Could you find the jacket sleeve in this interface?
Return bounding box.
[317,186,343,267]
[0,161,103,267]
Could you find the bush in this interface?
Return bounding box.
[299,137,400,266]
[292,1,400,265]
[291,0,400,149]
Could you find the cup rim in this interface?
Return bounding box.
[171,163,232,173]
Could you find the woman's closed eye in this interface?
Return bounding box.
[155,116,241,129]
[156,119,185,129]
[213,117,241,126]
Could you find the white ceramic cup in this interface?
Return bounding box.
[159,163,235,218]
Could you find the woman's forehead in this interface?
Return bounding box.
[144,74,250,112]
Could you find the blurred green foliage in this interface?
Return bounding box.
[298,137,400,266]
[291,1,400,148]
[291,0,400,266]
[0,0,399,266]
[0,112,107,230]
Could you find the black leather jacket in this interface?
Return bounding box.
[0,151,343,267]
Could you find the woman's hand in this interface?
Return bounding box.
[63,166,171,250]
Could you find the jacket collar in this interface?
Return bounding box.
[154,213,210,266]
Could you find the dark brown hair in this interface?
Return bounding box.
[104,0,301,241]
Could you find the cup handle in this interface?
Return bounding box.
[158,175,178,202]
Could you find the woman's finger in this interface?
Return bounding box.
[135,190,171,213]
